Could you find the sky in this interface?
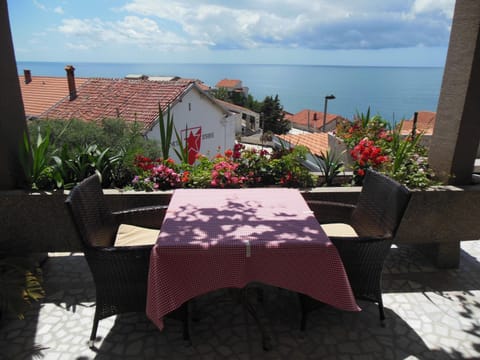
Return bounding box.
[8,0,456,67]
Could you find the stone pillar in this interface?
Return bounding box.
[429,0,480,185]
[0,0,28,189]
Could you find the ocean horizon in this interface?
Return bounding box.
[16,61,444,122]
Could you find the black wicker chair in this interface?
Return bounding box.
[65,174,189,348]
[300,170,411,330]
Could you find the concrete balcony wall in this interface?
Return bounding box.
[0,190,173,253]
[1,185,480,268]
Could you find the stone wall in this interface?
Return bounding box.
[1,185,479,268]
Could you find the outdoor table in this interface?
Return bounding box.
[146,188,360,349]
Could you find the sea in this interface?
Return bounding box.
[16,61,444,123]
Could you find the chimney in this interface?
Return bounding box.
[24,69,32,84]
[65,65,77,100]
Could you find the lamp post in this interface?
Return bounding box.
[322,94,335,132]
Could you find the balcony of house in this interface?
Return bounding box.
[2,239,480,358]
[2,1,480,359]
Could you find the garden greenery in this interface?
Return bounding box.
[21,111,436,191]
[336,108,437,189]
[22,118,161,190]
[130,144,317,191]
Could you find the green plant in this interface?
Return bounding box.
[314,149,345,186]
[158,105,175,160]
[382,122,436,189]
[53,144,123,189]
[336,108,391,150]
[158,105,189,164]
[0,254,45,319]
[233,144,275,186]
[336,110,437,189]
[23,118,160,190]
[19,127,57,191]
[181,154,213,188]
[270,146,316,188]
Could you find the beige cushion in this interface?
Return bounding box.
[114,224,159,247]
[321,223,359,237]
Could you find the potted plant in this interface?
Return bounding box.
[0,252,44,320]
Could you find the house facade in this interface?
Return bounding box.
[148,84,235,163]
[18,67,235,164]
[215,99,260,136]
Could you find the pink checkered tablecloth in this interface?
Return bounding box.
[146,188,360,330]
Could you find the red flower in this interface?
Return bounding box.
[224,149,233,158]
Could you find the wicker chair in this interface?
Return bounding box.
[300,170,411,330]
[65,174,188,347]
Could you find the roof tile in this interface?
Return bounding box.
[19,76,89,117]
[400,111,436,135]
[278,132,330,156]
[285,109,342,131]
[40,78,193,131]
[215,79,242,89]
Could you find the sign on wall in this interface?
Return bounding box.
[182,126,202,165]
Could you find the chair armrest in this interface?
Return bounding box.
[329,234,392,244]
[112,205,168,229]
[306,200,356,224]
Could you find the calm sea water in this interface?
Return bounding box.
[17,61,444,122]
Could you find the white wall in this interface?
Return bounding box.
[147,87,236,163]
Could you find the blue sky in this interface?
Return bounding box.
[8,0,455,67]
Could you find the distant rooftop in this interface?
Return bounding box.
[400,111,436,136]
[277,132,329,156]
[285,109,343,132]
[19,75,89,118]
[215,79,242,89]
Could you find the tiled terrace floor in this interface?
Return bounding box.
[1,241,480,360]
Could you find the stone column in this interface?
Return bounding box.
[429,0,480,185]
[0,0,28,189]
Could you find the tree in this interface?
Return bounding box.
[260,95,290,134]
[211,87,230,101]
[245,94,263,112]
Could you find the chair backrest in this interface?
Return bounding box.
[65,174,117,248]
[350,170,411,238]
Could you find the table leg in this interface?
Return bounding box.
[241,287,272,351]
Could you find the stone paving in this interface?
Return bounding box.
[1,241,480,359]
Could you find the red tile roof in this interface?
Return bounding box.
[40,78,193,131]
[215,79,242,89]
[277,132,330,156]
[400,111,436,136]
[19,76,89,117]
[284,109,342,131]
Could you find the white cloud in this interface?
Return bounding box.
[54,6,64,14]
[412,0,455,18]
[54,0,456,53]
[119,0,455,51]
[57,16,187,50]
[32,0,47,11]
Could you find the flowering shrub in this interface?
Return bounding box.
[131,143,316,190]
[131,156,182,191]
[233,143,275,186]
[336,109,436,188]
[336,109,391,149]
[349,138,389,182]
[209,149,245,188]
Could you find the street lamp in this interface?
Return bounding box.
[322,94,336,132]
